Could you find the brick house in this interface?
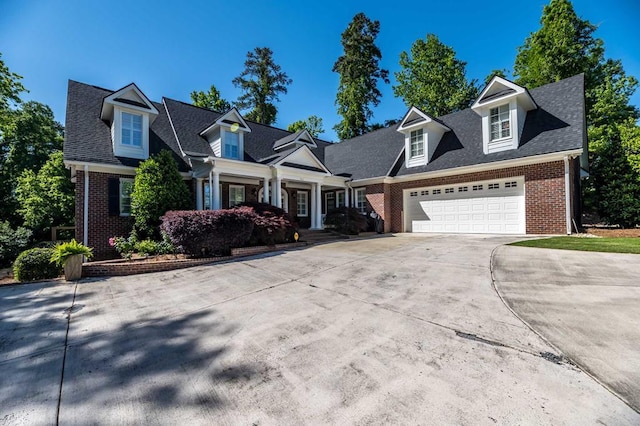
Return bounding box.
[64,74,587,259]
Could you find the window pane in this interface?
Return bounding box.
[132,130,142,147]
[229,186,244,207]
[297,192,308,216]
[224,131,240,159]
[120,180,133,215]
[336,191,345,208]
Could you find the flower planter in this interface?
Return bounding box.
[64,254,83,281]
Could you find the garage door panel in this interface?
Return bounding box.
[406,178,525,234]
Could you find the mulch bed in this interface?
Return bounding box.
[583,227,640,238]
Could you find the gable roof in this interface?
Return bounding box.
[472,75,537,111]
[397,106,451,132]
[199,107,251,136]
[323,74,585,180]
[64,80,189,171]
[273,129,318,150]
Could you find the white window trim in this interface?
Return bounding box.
[112,106,149,160]
[297,191,308,217]
[221,127,244,160]
[325,192,335,212]
[355,188,366,214]
[119,178,134,217]
[336,190,345,208]
[489,104,511,142]
[410,128,425,158]
[228,184,245,207]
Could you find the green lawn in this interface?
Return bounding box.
[510,237,640,254]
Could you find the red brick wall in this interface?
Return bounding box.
[76,170,134,260]
[378,160,571,235]
[364,183,392,232]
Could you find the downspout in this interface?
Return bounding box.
[564,156,571,235]
[83,165,89,246]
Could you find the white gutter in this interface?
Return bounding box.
[83,165,89,246]
[564,156,572,235]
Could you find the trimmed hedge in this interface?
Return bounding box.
[235,202,296,246]
[160,208,255,256]
[0,221,32,267]
[13,248,62,282]
[324,207,368,235]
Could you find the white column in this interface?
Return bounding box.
[310,183,317,229]
[83,165,89,247]
[196,179,203,210]
[212,171,221,210]
[315,182,323,229]
[275,177,282,208]
[344,186,350,208]
[263,178,270,203]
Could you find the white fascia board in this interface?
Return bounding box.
[101,83,159,121]
[398,106,450,133]
[274,145,331,174]
[472,76,536,113]
[64,160,192,178]
[390,149,583,183]
[209,157,271,178]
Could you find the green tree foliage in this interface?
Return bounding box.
[393,34,478,117]
[287,115,325,138]
[232,47,292,125]
[333,13,389,140]
[190,84,231,112]
[513,0,640,226]
[15,151,74,235]
[513,0,603,94]
[131,150,192,239]
[0,101,64,226]
[0,221,31,266]
[0,53,25,125]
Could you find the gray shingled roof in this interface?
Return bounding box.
[64,81,190,171]
[65,74,584,181]
[323,74,585,180]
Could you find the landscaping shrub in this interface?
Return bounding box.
[160,208,255,256]
[109,235,137,259]
[13,248,61,282]
[235,202,296,245]
[0,221,32,267]
[324,207,368,235]
[135,236,176,256]
[131,150,192,239]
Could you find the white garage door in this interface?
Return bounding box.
[405,177,525,234]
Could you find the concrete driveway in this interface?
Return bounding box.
[1,235,638,425]
[492,244,640,413]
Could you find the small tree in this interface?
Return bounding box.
[190,84,231,112]
[131,150,192,239]
[287,115,325,138]
[393,34,478,117]
[15,151,74,236]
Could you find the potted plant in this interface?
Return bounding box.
[51,239,93,281]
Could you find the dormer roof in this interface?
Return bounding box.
[199,107,251,137]
[100,83,159,123]
[471,76,537,113]
[273,129,318,151]
[397,106,451,133]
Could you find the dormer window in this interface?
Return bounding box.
[121,112,143,147]
[224,130,240,159]
[410,129,424,158]
[490,105,510,141]
[100,83,158,160]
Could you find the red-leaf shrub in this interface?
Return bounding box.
[160,208,255,256]
[324,207,368,235]
[235,202,297,246]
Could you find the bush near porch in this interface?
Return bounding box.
[160,203,296,256]
[324,207,368,235]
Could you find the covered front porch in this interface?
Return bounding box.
[190,157,349,230]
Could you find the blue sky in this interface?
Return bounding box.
[1,0,638,141]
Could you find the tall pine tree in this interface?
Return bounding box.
[333,13,389,140]
[232,47,292,125]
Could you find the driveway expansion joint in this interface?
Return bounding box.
[56,283,77,426]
